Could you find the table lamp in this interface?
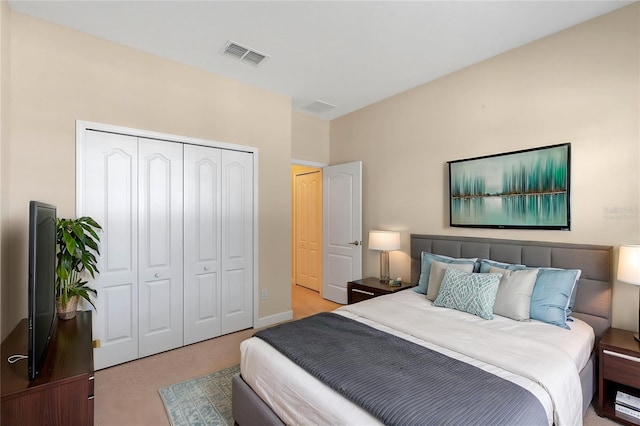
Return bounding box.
[618,245,640,341]
[368,230,400,283]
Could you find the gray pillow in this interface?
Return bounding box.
[415,252,478,294]
[426,261,475,301]
[489,266,539,321]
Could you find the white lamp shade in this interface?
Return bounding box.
[368,230,400,251]
[618,245,640,285]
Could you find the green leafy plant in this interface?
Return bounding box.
[56,216,102,309]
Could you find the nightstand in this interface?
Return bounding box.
[347,277,413,304]
[598,328,640,425]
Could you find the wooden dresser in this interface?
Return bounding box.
[1,311,94,425]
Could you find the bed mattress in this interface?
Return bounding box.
[240,289,594,426]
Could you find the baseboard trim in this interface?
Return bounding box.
[254,310,293,329]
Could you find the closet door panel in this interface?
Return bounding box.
[138,139,184,357]
[221,150,253,334]
[104,284,135,340]
[184,144,222,344]
[81,130,139,370]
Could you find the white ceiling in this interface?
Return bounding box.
[8,1,634,120]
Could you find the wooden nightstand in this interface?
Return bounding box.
[598,328,640,425]
[347,277,413,304]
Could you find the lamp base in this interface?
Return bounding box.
[379,250,390,284]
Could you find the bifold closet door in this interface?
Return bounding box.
[80,127,254,369]
[221,150,254,334]
[183,144,222,345]
[82,131,139,370]
[138,139,184,357]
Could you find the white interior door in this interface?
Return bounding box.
[221,150,254,334]
[138,139,184,357]
[183,144,222,345]
[322,161,362,304]
[81,130,139,370]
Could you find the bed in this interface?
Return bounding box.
[232,234,612,425]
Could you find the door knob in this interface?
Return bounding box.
[348,240,361,246]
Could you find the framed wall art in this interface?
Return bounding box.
[448,143,571,230]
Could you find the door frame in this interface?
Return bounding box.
[76,120,261,329]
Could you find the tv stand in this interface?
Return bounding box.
[1,311,94,425]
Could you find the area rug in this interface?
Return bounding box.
[159,364,239,426]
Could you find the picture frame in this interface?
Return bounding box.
[448,143,571,230]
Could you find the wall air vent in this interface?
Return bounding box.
[222,41,269,67]
[301,100,337,115]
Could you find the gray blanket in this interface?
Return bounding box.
[254,312,547,426]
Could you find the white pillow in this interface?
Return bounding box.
[489,266,539,321]
[426,260,475,301]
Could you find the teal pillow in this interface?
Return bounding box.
[414,252,478,294]
[433,268,502,320]
[529,268,581,329]
[478,259,525,273]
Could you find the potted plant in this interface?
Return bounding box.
[55,216,102,320]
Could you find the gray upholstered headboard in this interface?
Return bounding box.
[410,234,613,340]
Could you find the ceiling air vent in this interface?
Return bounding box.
[222,41,269,67]
[301,100,337,115]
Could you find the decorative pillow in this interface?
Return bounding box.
[415,252,478,294]
[433,268,502,320]
[489,266,539,321]
[479,259,525,273]
[426,261,475,301]
[529,268,581,329]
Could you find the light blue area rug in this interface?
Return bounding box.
[159,364,239,426]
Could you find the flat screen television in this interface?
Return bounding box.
[448,143,571,230]
[28,200,57,380]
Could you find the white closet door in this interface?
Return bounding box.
[183,144,222,344]
[138,139,184,357]
[81,131,139,370]
[221,150,254,334]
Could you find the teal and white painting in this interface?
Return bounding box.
[448,143,570,230]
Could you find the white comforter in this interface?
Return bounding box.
[240,290,594,426]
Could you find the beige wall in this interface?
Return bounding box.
[291,111,330,164]
[331,5,640,330]
[2,11,293,338]
[0,0,10,338]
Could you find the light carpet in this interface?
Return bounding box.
[159,364,239,426]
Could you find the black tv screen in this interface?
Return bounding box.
[28,201,57,380]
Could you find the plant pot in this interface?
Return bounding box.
[57,295,80,320]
